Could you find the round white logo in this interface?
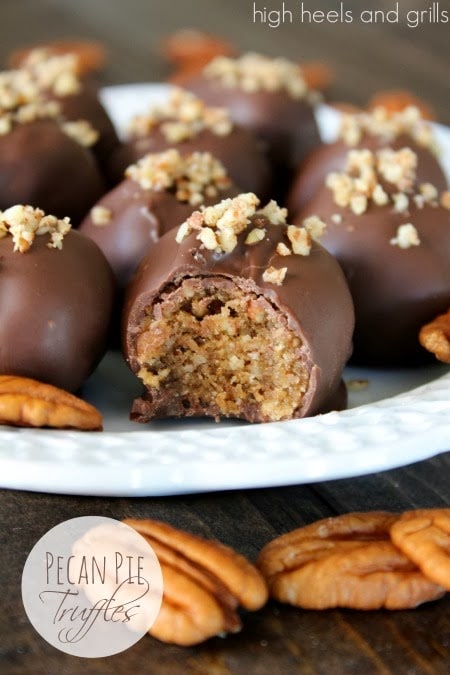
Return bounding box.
[21,516,163,658]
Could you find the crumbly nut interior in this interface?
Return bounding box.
[135,277,309,422]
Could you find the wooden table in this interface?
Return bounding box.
[1,1,450,673]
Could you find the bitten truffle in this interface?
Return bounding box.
[287,106,448,214]
[183,53,321,199]
[123,193,354,423]
[108,87,272,199]
[0,205,114,392]
[294,147,450,366]
[80,149,240,290]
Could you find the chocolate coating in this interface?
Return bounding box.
[184,75,320,198]
[123,216,354,422]
[49,83,120,172]
[0,230,114,391]
[295,193,450,366]
[0,119,105,225]
[79,178,240,291]
[108,123,272,201]
[287,134,448,215]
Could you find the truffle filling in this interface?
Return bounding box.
[135,277,309,421]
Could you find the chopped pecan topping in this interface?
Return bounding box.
[339,105,438,154]
[390,223,420,249]
[125,149,231,205]
[204,52,309,98]
[176,193,324,283]
[0,204,71,252]
[128,87,233,141]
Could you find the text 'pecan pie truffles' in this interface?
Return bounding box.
[184,53,321,197]
[80,149,240,290]
[0,205,114,392]
[109,87,272,200]
[123,194,354,424]
[287,106,448,214]
[295,148,450,366]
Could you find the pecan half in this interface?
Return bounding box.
[391,509,450,590]
[124,518,268,646]
[419,308,450,363]
[257,512,445,610]
[0,375,102,430]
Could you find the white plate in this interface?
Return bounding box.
[1,83,449,497]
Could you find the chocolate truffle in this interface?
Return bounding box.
[287,106,448,214]
[0,112,105,225]
[183,53,321,199]
[123,193,354,423]
[294,147,450,366]
[80,149,240,290]
[108,87,272,199]
[14,49,120,171]
[0,205,114,392]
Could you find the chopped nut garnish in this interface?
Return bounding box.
[419,182,439,204]
[196,227,219,250]
[339,106,438,155]
[204,53,308,98]
[0,99,60,132]
[177,193,318,271]
[372,184,389,206]
[90,205,112,226]
[0,204,71,252]
[276,242,291,256]
[287,225,311,255]
[262,266,287,285]
[301,215,327,240]
[331,213,343,224]
[245,227,266,245]
[326,148,419,214]
[125,149,231,205]
[377,148,417,192]
[258,200,288,224]
[393,192,410,213]
[20,50,81,96]
[390,223,420,249]
[127,87,233,140]
[61,119,99,146]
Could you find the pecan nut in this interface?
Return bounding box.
[419,308,450,363]
[257,512,445,610]
[390,509,450,590]
[0,375,102,430]
[124,518,268,646]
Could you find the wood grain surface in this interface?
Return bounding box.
[0,1,449,673]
